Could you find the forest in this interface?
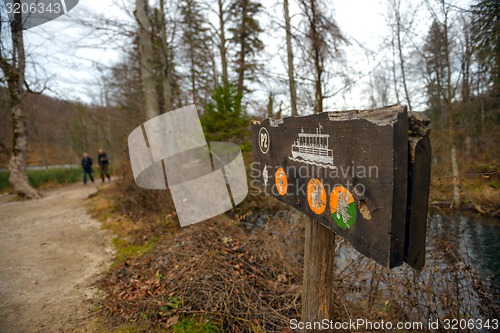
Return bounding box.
[1,0,498,211]
[0,0,499,332]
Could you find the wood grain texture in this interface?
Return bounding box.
[302,219,336,331]
[405,112,431,270]
[252,105,409,268]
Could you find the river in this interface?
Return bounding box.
[430,211,500,289]
[258,208,500,322]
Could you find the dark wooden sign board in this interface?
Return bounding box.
[251,105,431,270]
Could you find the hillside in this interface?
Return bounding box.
[0,88,135,169]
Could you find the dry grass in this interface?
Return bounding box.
[99,217,304,332]
[93,154,498,332]
[94,187,498,332]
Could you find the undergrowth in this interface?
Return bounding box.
[88,157,498,332]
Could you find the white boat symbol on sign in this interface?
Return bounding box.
[288,124,335,169]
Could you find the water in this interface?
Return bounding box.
[334,211,500,324]
[333,211,500,290]
[246,209,499,323]
[249,209,500,288]
[431,211,500,288]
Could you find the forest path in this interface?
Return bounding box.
[0,183,113,332]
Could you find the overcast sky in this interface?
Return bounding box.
[3,0,472,114]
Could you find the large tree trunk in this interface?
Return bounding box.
[284,0,298,116]
[135,0,160,120]
[1,3,41,199]
[9,102,40,199]
[218,0,229,84]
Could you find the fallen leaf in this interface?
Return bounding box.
[166,315,179,328]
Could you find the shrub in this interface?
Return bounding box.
[201,83,251,151]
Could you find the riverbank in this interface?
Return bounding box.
[429,170,499,217]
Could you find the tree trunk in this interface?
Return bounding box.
[266,91,273,118]
[1,4,41,199]
[394,0,412,111]
[208,47,219,91]
[391,37,401,103]
[237,0,248,101]
[284,0,298,116]
[9,103,41,199]
[189,45,197,104]
[441,1,461,208]
[460,20,472,103]
[135,0,160,120]
[313,55,323,114]
[310,0,323,114]
[160,0,173,112]
[450,144,460,208]
[449,99,460,209]
[218,0,229,84]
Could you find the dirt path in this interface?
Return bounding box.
[0,183,113,333]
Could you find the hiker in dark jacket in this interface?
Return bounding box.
[98,148,111,183]
[81,152,94,184]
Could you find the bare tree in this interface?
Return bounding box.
[0,1,40,199]
[217,0,229,84]
[389,0,414,111]
[228,0,264,107]
[298,0,345,113]
[135,0,160,120]
[179,0,212,106]
[369,67,391,107]
[284,0,298,116]
[459,14,474,103]
[424,0,461,208]
[391,35,401,104]
[159,0,173,112]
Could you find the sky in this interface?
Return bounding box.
[2,0,472,114]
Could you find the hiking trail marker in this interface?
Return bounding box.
[252,105,431,327]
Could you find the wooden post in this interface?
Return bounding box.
[251,105,431,327]
[302,219,336,331]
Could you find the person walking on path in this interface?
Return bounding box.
[97,149,111,183]
[81,152,94,185]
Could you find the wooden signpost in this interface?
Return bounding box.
[251,105,431,327]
